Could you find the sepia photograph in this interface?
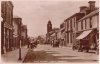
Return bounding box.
[1,0,99,63]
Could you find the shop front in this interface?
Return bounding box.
[76,29,98,52]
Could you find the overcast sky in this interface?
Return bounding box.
[12,0,99,37]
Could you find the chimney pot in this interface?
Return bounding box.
[88,1,95,11]
[80,6,88,13]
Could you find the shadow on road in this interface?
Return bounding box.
[23,49,98,63]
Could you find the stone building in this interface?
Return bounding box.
[64,13,85,47]
[1,1,14,54]
[60,22,66,46]
[76,8,99,50]
[49,28,59,45]
[21,25,28,46]
[13,15,22,49]
[60,1,99,48]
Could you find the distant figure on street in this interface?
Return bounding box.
[51,40,53,46]
[57,39,60,47]
[60,39,64,47]
[27,38,30,48]
[30,40,37,49]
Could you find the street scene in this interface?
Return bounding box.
[1,0,99,63]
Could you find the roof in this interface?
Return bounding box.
[13,15,21,18]
[22,25,27,29]
[64,13,85,22]
[77,9,99,22]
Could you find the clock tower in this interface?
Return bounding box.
[47,20,52,33]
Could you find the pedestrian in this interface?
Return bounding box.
[61,39,63,48]
[58,39,60,47]
[27,38,30,48]
[53,40,55,47]
[30,43,33,49]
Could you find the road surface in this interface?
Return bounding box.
[23,44,98,63]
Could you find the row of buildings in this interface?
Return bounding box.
[1,1,28,54]
[46,1,99,50]
[46,20,59,45]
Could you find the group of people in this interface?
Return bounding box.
[30,40,38,49]
[27,38,39,49]
[50,39,65,47]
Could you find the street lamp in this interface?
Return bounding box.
[18,19,22,60]
[18,39,22,60]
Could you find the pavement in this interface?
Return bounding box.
[1,45,28,63]
[23,44,99,63]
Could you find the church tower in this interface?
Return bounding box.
[47,20,52,33]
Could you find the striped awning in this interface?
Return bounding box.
[76,30,92,39]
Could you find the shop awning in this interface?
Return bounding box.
[76,30,92,39]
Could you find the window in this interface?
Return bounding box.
[74,17,76,27]
[90,17,92,28]
[70,33,72,43]
[67,21,69,30]
[70,19,72,29]
[67,33,69,43]
[85,19,86,29]
[83,20,85,30]
[76,22,78,31]
[69,20,70,30]
[81,21,83,30]
[65,22,67,31]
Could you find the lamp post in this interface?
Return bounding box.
[18,39,22,60]
[18,19,22,60]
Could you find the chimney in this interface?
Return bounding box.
[85,10,91,15]
[88,1,95,11]
[80,6,88,13]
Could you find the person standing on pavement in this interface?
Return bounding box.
[58,39,60,47]
[53,40,55,47]
[27,38,30,48]
[52,40,53,47]
[60,39,63,48]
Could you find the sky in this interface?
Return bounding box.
[12,0,99,37]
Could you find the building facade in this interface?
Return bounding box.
[13,16,22,49]
[60,22,66,46]
[49,28,59,46]
[1,1,14,54]
[76,9,99,50]
[59,1,99,49]
[64,13,85,47]
[21,25,28,46]
[74,1,99,52]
